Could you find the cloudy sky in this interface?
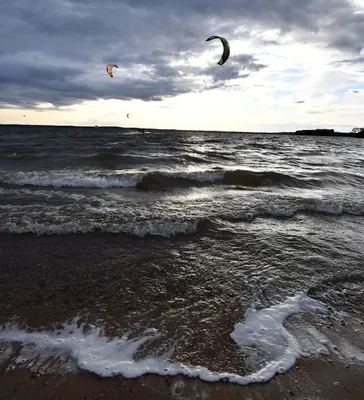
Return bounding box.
[1,0,364,131]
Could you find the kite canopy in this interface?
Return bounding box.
[126,113,130,118]
[106,64,118,78]
[205,36,230,65]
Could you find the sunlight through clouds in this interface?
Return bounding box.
[0,0,363,131]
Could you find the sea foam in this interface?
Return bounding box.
[0,293,331,384]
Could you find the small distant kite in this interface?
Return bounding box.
[106,64,118,78]
[126,113,130,118]
[205,36,230,65]
[294,101,305,104]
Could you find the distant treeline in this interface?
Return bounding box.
[295,129,338,136]
[295,128,364,138]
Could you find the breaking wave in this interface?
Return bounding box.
[1,168,356,190]
[1,196,363,236]
[0,219,207,237]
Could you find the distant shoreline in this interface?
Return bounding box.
[0,124,362,138]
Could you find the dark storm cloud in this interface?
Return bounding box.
[0,50,266,107]
[0,0,362,108]
[325,11,364,52]
[334,57,364,66]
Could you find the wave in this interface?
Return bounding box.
[221,196,364,221]
[0,187,87,202]
[0,171,140,189]
[0,219,208,237]
[1,195,364,236]
[0,169,322,190]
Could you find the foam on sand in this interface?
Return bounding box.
[0,293,341,384]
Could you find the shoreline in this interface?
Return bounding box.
[1,229,364,398]
[1,358,364,399]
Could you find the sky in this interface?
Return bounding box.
[0,0,364,132]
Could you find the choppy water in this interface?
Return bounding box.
[1,125,364,236]
[1,124,364,385]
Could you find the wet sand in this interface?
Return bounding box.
[1,358,364,400]
[0,232,251,375]
[1,233,364,399]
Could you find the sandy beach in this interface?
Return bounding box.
[1,358,364,400]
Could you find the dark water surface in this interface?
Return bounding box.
[0,125,364,384]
